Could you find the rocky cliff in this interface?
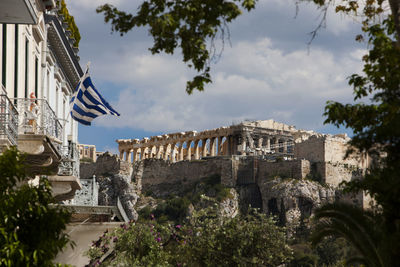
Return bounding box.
[80,154,342,230]
[80,153,139,220]
[258,178,336,233]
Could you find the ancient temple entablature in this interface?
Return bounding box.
[116,120,296,163]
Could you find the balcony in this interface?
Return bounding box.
[12,98,63,175]
[58,143,80,177]
[0,0,56,24]
[0,86,18,149]
[48,142,82,202]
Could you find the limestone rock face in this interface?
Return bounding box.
[189,188,240,219]
[258,178,336,232]
[81,153,139,221]
[219,188,239,218]
[97,173,139,221]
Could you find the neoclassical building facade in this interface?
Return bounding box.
[0,0,82,200]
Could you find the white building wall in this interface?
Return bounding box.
[0,11,81,152]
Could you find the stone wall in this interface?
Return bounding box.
[310,161,364,186]
[135,157,234,198]
[295,136,325,163]
[80,152,131,179]
[134,156,313,198]
[324,136,361,166]
[295,134,368,168]
[324,162,364,186]
[257,159,310,181]
[294,134,369,186]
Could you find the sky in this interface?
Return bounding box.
[66,0,366,154]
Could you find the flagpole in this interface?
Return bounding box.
[63,61,91,128]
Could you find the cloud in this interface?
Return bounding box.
[65,0,366,146]
[93,37,363,133]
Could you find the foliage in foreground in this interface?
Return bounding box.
[0,148,71,266]
[289,236,352,267]
[86,207,292,266]
[311,203,391,266]
[312,1,400,265]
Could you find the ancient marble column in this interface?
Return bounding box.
[228,136,234,155]
[218,136,223,156]
[224,136,230,155]
[178,143,184,161]
[163,144,169,160]
[210,137,216,156]
[274,138,279,152]
[136,148,142,161]
[201,139,208,157]
[132,149,137,162]
[119,150,124,160]
[257,137,263,149]
[266,138,271,152]
[127,149,132,162]
[194,140,200,160]
[186,141,192,160]
[170,143,176,162]
[241,136,247,155]
[156,145,162,159]
[283,140,288,153]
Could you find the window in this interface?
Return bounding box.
[46,70,50,100]
[2,24,7,87]
[34,57,38,97]
[14,25,18,98]
[24,38,29,98]
[55,81,59,116]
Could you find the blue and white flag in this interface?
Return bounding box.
[70,69,120,125]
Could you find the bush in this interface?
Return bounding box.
[0,148,71,266]
[86,208,292,266]
[151,197,191,224]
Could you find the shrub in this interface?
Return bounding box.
[0,148,71,266]
[86,208,292,266]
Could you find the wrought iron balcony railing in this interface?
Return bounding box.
[0,86,18,146]
[12,98,63,141]
[58,142,80,177]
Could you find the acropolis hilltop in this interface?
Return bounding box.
[115,119,370,189]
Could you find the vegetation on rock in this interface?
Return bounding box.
[138,175,233,224]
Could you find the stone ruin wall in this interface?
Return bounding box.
[258,159,311,181]
[133,157,234,198]
[294,134,370,186]
[134,156,313,198]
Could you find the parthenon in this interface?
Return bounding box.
[117,120,297,163]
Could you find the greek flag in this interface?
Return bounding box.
[70,69,120,125]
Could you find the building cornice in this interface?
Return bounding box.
[44,14,83,90]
